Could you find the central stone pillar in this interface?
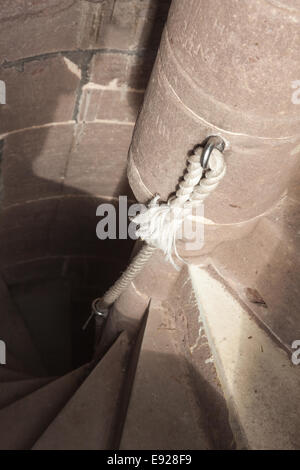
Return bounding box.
[128,0,300,256]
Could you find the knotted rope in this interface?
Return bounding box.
[134,147,226,266]
[98,143,226,309]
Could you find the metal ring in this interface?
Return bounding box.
[92,298,108,318]
[200,136,225,169]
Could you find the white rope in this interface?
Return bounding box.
[133,147,226,267]
[99,243,156,308]
[99,146,226,308]
[190,149,226,204]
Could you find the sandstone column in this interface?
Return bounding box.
[128,0,300,255]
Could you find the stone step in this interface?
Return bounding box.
[120,302,211,450]
[211,212,300,352]
[92,281,150,363]
[0,376,54,409]
[112,305,149,449]
[189,265,300,450]
[0,277,46,376]
[0,363,89,450]
[33,331,132,450]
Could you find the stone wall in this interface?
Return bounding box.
[0,0,171,292]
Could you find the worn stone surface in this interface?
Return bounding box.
[64,122,134,197]
[167,0,300,125]
[0,1,82,63]
[166,268,236,450]
[0,363,89,450]
[90,52,154,90]
[0,55,79,135]
[190,265,300,450]
[103,282,150,346]
[80,0,171,53]
[120,300,211,450]
[78,52,153,125]
[132,249,180,301]
[2,124,74,207]
[79,86,144,124]
[211,197,300,351]
[1,119,135,207]
[33,332,130,450]
[125,0,300,383]
[128,0,300,226]
[0,0,171,64]
[0,377,53,410]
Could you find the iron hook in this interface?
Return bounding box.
[200,135,226,169]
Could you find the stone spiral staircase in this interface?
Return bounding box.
[0,0,195,450]
[0,267,231,450]
[0,274,131,450]
[1,0,299,451]
[0,271,146,450]
[0,281,126,450]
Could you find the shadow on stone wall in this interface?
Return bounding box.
[0,0,171,372]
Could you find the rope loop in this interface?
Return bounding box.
[133,137,227,267]
[91,136,228,312]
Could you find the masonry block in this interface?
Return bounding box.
[78,53,153,124]
[79,87,144,124]
[64,122,133,197]
[0,1,83,63]
[90,53,154,90]
[2,124,74,206]
[0,55,80,135]
[0,0,170,64]
[80,0,171,52]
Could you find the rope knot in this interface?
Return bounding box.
[132,146,226,268]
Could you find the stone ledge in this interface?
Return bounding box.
[189,265,300,450]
